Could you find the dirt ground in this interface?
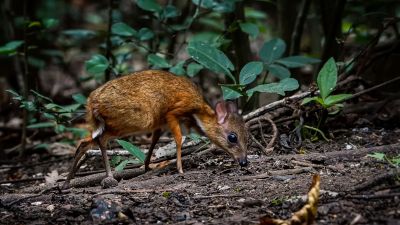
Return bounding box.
[0,125,399,225]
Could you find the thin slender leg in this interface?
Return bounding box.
[166,115,183,174]
[62,138,93,189]
[97,137,118,188]
[144,129,162,172]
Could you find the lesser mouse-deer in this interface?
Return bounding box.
[63,70,248,189]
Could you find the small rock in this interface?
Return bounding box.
[46,204,55,212]
[31,201,42,206]
[217,185,230,191]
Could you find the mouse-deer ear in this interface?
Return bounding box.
[215,101,238,124]
[215,101,228,124]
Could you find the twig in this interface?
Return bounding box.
[241,167,314,181]
[348,170,400,193]
[347,192,400,200]
[291,160,340,172]
[264,116,278,153]
[5,186,59,206]
[249,133,265,153]
[348,75,400,100]
[192,194,243,199]
[243,92,311,122]
[0,177,45,185]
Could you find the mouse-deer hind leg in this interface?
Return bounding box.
[144,129,162,172]
[62,137,94,189]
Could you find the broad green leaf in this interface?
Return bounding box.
[137,0,162,12]
[116,139,145,163]
[259,38,286,64]
[62,29,96,39]
[0,40,24,55]
[187,41,235,82]
[267,64,291,79]
[115,159,138,172]
[246,78,299,97]
[276,56,320,68]
[42,18,59,29]
[85,54,110,76]
[323,94,352,106]
[187,62,203,77]
[239,61,263,85]
[147,54,171,68]
[72,93,87,105]
[192,0,237,13]
[111,22,137,37]
[138,28,154,41]
[27,122,55,129]
[245,8,267,19]
[301,97,318,105]
[169,61,186,75]
[61,103,81,113]
[221,86,243,100]
[367,152,385,161]
[162,5,180,18]
[239,22,259,38]
[317,58,337,100]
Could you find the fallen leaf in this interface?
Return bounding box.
[260,174,320,225]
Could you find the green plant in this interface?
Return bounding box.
[113,139,146,171]
[187,38,320,102]
[302,58,352,110]
[6,89,89,147]
[368,152,400,168]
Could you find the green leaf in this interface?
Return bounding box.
[27,122,55,129]
[192,0,237,13]
[221,86,243,100]
[147,54,171,68]
[61,103,81,113]
[187,41,235,82]
[187,62,203,77]
[137,0,162,12]
[169,61,186,75]
[239,22,259,38]
[31,90,53,102]
[62,29,96,39]
[267,64,291,79]
[367,152,385,161]
[0,40,24,55]
[138,28,154,41]
[162,5,180,18]
[111,22,138,37]
[301,97,318,105]
[259,38,286,64]
[85,54,110,76]
[324,94,352,107]
[116,139,146,163]
[276,56,320,68]
[6,89,21,98]
[246,78,299,97]
[317,58,337,100]
[28,21,41,28]
[42,18,59,29]
[72,93,87,105]
[239,61,263,85]
[115,159,139,172]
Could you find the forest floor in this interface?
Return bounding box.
[0,125,399,225]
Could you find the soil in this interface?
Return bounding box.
[0,126,399,225]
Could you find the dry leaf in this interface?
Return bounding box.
[260,174,321,225]
[45,170,60,184]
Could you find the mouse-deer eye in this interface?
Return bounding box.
[227,132,238,144]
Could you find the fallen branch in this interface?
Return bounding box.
[241,167,314,181]
[348,170,400,193]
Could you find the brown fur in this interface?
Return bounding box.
[63,70,248,188]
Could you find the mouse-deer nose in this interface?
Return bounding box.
[238,157,248,167]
